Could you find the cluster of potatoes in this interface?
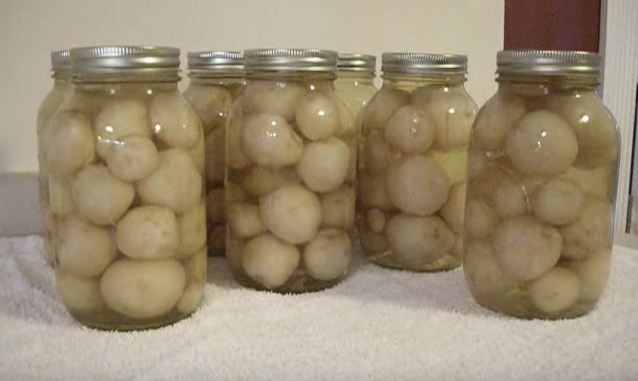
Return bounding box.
[357,84,477,271]
[224,80,356,291]
[464,87,618,317]
[183,80,245,255]
[41,88,207,326]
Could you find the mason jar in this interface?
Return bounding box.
[334,53,377,121]
[41,46,206,330]
[183,51,245,256]
[37,50,72,265]
[358,53,477,272]
[463,50,619,319]
[226,48,355,292]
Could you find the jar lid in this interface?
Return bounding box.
[497,50,602,78]
[244,48,337,72]
[187,51,244,76]
[337,53,376,73]
[70,45,180,75]
[51,50,71,73]
[382,52,468,75]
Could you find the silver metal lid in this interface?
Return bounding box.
[70,45,180,75]
[51,50,71,73]
[244,48,337,72]
[382,52,468,75]
[187,51,244,75]
[497,50,602,78]
[337,53,376,73]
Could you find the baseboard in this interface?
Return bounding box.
[0,172,42,237]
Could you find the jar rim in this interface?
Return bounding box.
[496,50,602,79]
[337,53,376,74]
[69,46,180,79]
[187,51,244,77]
[244,48,337,73]
[381,52,468,76]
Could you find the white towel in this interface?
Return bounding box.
[0,235,636,381]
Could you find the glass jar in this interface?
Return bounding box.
[41,46,206,330]
[226,48,356,292]
[335,53,377,121]
[463,50,619,319]
[358,53,477,271]
[183,51,245,256]
[37,50,72,265]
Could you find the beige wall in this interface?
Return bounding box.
[0,0,504,172]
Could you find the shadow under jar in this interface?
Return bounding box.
[183,51,246,257]
[42,46,207,330]
[463,50,619,319]
[225,48,356,293]
[358,52,477,272]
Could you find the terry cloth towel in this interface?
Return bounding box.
[0,235,637,381]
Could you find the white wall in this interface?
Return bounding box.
[0,0,504,173]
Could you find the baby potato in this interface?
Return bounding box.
[296,137,350,193]
[451,234,463,258]
[492,216,562,281]
[149,93,202,150]
[383,105,436,154]
[100,259,186,319]
[116,205,179,260]
[490,172,529,218]
[363,131,394,175]
[56,215,116,277]
[241,113,304,168]
[227,108,252,170]
[184,248,207,284]
[228,203,265,238]
[358,172,394,211]
[205,127,225,185]
[427,148,468,185]
[295,92,339,141]
[560,197,611,260]
[47,110,96,176]
[330,94,355,136]
[361,87,410,133]
[464,198,498,239]
[240,165,299,197]
[303,228,352,281]
[464,241,518,297]
[242,80,307,121]
[439,182,466,234]
[49,175,75,217]
[565,249,611,303]
[183,85,233,132]
[359,223,389,254]
[259,184,322,244]
[467,148,489,179]
[71,164,135,225]
[206,188,226,224]
[320,186,355,229]
[365,208,386,234]
[56,271,104,312]
[177,202,207,259]
[533,178,585,226]
[241,233,301,289]
[527,267,580,313]
[136,149,202,214]
[176,283,204,315]
[106,135,159,182]
[188,132,206,175]
[385,214,454,265]
[563,166,613,199]
[386,155,450,216]
[507,110,578,176]
[94,99,149,160]
[472,94,526,151]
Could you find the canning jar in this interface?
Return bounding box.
[225,48,355,292]
[463,50,619,319]
[335,53,377,121]
[358,53,477,271]
[41,46,206,330]
[38,50,72,265]
[183,51,245,256]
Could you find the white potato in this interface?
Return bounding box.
[228,203,265,238]
[451,234,463,258]
[386,155,450,216]
[563,166,613,199]
[427,148,468,185]
[303,228,351,281]
[507,110,578,176]
[385,214,454,265]
[259,185,322,244]
[227,108,252,170]
[106,135,159,181]
[205,126,225,185]
[56,271,104,311]
[184,248,207,284]
[533,177,585,226]
[358,172,394,211]
[116,205,179,260]
[208,225,226,253]
[296,137,350,193]
[100,259,186,319]
[527,267,580,313]
[183,85,233,132]
[241,233,300,289]
[330,94,355,136]
[49,175,75,217]
[366,208,386,233]
[359,224,389,255]
[490,172,528,218]
[176,283,204,314]
[363,131,393,175]
[439,182,466,234]
[206,188,226,224]
[492,216,562,281]
[240,166,298,197]
[463,241,518,296]
[177,202,207,259]
[241,113,303,168]
[242,80,307,121]
[136,149,202,214]
[565,250,611,303]
[383,105,435,154]
[472,94,526,151]
[320,186,355,229]
[361,87,409,133]
[56,215,116,277]
[295,92,339,140]
[149,93,202,150]
[464,198,498,239]
[188,132,206,175]
[560,197,611,260]
[47,110,96,176]
[94,99,149,160]
[467,148,488,179]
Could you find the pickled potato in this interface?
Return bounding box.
[47,110,96,176]
[228,203,265,238]
[565,250,611,303]
[560,197,611,260]
[106,135,159,181]
[242,80,307,121]
[183,85,233,131]
[361,87,409,133]
[303,229,351,281]
[320,186,355,229]
[241,234,300,289]
[295,92,339,140]
[464,241,517,297]
[358,172,394,211]
[464,198,498,238]
[296,137,350,192]
[241,166,298,197]
[56,215,116,277]
[383,105,435,154]
[241,113,303,168]
[472,94,526,151]
[533,178,585,226]
[227,109,253,170]
[149,93,202,150]
[363,131,394,175]
[527,267,580,313]
[94,99,149,159]
[177,202,207,258]
[359,224,388,254]
[365,208,386,234]
[115,205,179,260]
[56,271,104,311]
[176,284,204,315]
[204,127,225,185]
[438,182,466,234]
[48,175,75,216]
[330,94,355,136]
[385,214,454,265]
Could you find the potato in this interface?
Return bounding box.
[363,131,393,175]
[464,199,498,239]
[359,224,388,254]
[106,135,159,182]
[94,99,149,160]
[565,250,611,303]
[489,172,528,218]
[184,248,207,284]
[383,105,435,154]
[149,93,202,150]
[56,271,104,311]
[242,80,307,121]
[49,175,75,217]
[240,166,298,197]
[241,113,304,168]
[492,216,562,281]
[563,166,613,199]
[116,206,179,260]
[358,172,394,211]
[467,148,488,179]
[533,178,585,226]
[227,108,252,170]
[472,94,526,151]
[47,110,96,176]
[330,94,355,136]
[241,234,300,289]
[204,127,225,185]
[464,241,517,296]
[136,149,202,214]
[177,202,207,259]
[366,208,386,234]
[56,215,116,277]
[206,188,226,224]
[439,182,466,234]
[527,267,580,313]
[560,197,611,260]
[320,186,355,229]
[385,214,454,265]
[427,148,468,185]
[100,259,186,319]
[188,132,206,175]
[183,85,233,132]
[507,110,578,176]
[295,92,339,141]
[361,87,409,133]
[176,283,204,314]
[296,137,350,193]
[71,164,135,225]
[386,155,449,216]
[303,228,351,281]
[228,203,265,238]
[451,234,463,258]
[259,185,322,244]
[226,182,248,204]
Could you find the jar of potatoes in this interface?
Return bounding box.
[225,48,355,292]
[358,53,477,272]
[41,46,206,330]
[334,53,378,123]
[183,51,245,256]
[463,50,619,319]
